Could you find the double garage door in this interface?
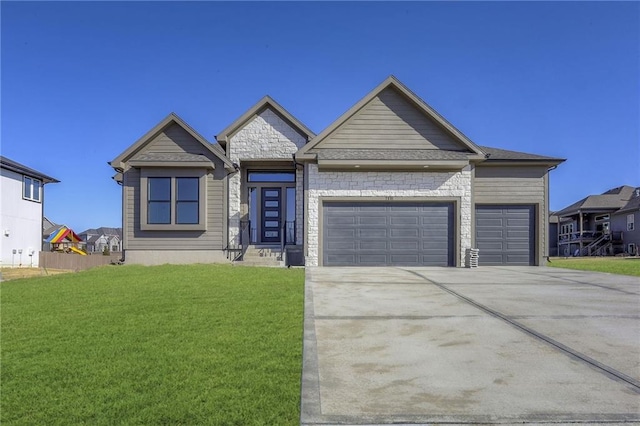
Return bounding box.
[475,205,535,265]
[322,201,454,267]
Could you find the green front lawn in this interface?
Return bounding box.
[548,257,640,277]
[1,264,305,425]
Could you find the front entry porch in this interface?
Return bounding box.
[228,168,303,266]
[243,171,296,246]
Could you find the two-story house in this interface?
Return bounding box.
[1,156,59,267]
[554,185,639,257]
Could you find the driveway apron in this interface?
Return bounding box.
[300,266,640,425]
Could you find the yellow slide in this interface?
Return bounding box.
[69,246,87,256]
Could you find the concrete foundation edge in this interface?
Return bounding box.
[124,250,230,266]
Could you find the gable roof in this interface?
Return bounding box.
[80,227,123,239]
[556,185,637,217]
[296,75,486,160]
[110,113,234,171]
[616,187,640,214]
[479,146,566,164]
[1,156,59,183]
[216,96,315,146]
[43,217,58,232]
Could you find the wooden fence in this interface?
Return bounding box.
[40,252,123,271]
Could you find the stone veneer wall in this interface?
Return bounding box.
[305,164,472,266]
[228,108,307,246]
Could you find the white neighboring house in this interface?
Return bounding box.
[1,156,59,267]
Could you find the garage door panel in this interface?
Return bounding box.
[391,216,420,226]
[325,254,356,265]
[507,242,530,251]
[390,254,420,263]
[507,230,530,239]
[326,241,357,250]
[326,228,356,238]
[327,206,358,214]
[506,218,530,226]
[506,254,532,264]
[477,218,505,227]
[327,216,357,225]
[477,230,504,239]
[392,205,420,212]
[359,240,389,250]
[479,241,505,250]
[358,254,389,264]
[323,202,453,266]
[359,216,388,225]
[394,240,418,250]
[475,205,534,266]
[391,228,420,238]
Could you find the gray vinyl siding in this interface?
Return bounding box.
[123,160,227,251]
[132,123,213,158]
[612,210,640,251]
[474,166,547,204]
[313,87,466,152]
[474,165,548,265]
[121,121,229,251]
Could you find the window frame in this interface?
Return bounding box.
[23,176,42,203]
[147,177,172,224]
[140,169,207,231]
[628,214,635,231]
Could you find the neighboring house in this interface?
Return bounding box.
[110,76,564,267]
[0,156,59,267]
[554,185,640,257]
[79,227,123,253]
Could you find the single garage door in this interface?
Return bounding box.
[475,205,535,265]
[323,201,454,266]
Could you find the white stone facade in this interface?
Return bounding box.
[228,108,307,245]
[305,164,473,267]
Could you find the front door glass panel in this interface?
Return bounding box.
[261,188,281,243]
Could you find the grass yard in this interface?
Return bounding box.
[1,264,305,425]
[548,257,640,277]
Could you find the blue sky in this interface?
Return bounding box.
[2,1,638,232]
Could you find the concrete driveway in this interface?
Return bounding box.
[301,266,640,425]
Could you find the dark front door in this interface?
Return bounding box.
[261,188,281,243]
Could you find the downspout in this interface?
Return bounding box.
[110,164,125,263]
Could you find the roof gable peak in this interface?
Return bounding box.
[216,96,315,146]
[110,112,233,171]
[297,75,485,158]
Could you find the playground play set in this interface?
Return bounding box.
[45,226,86,255]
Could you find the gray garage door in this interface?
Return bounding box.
[323,202,454,266]
[475,205,535,265]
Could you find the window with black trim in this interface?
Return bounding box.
[176,177,199,224]
[148,177,171,224]
[23,176,42,202]
[140,170,207,231]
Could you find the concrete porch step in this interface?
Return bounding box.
[236,245,284,266]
